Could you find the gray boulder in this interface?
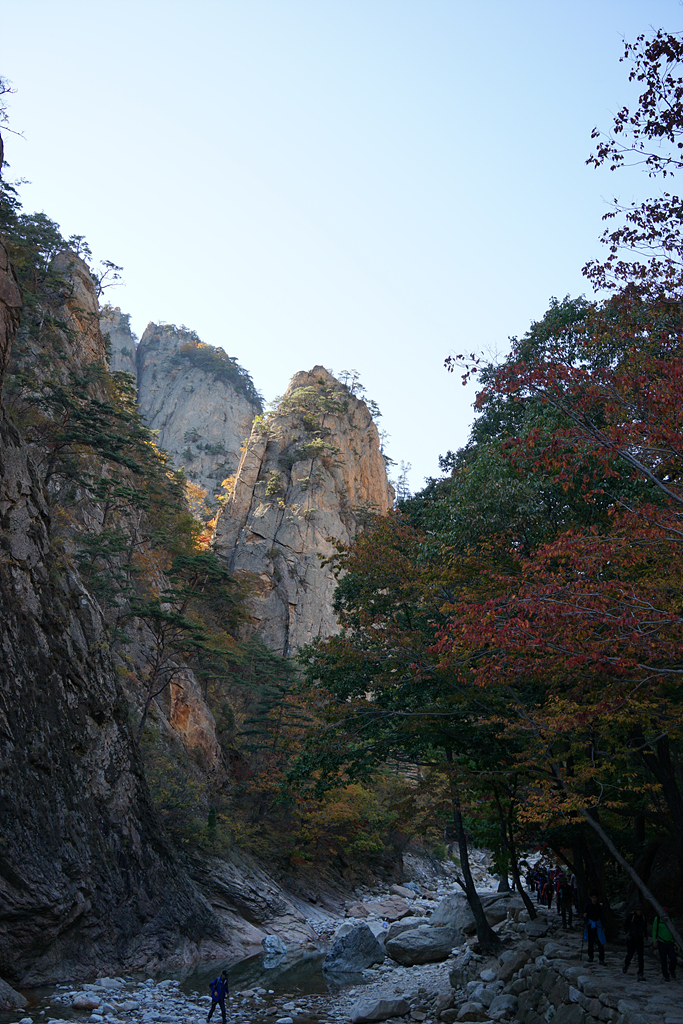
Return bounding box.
[489,994,518,1014]
[262,935,287,954]
[386,916,427,942]
[497,946,532,982]
[350,991,410,1023]
[323,923,384,973]
[430,895,475,933]
[431,894,508,936]
[385,923,456,965]
[0,979,28,1011]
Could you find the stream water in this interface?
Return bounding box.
[1,948,368,1024]
[179,949,366,997]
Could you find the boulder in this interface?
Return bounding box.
[390,884,417,900]
[0,979,28,1011]
[350,992,411,1023]
[364,897,411,921]
[497,946,532,982]
[323,923,384,973]
[73,996,102,1010]
[386,916,427,942]
[456,1003,487,1022]
[262,935,287,954]
[524,919,549,938]
[347,902,371,918]
[385,924,457,966]
[431,894,508,935]
[489,993,518,1014]
[430,895,475,934]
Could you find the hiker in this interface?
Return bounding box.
[544,877,554,910]
[558,876,573,930]
[653,907,678,982]
[623,904,647,980]
[570,871,578,910]
[583,892,606,963]
[207,970,229,1024]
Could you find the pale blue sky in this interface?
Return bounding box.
[1,0,679,489]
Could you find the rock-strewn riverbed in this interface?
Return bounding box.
[4,873,681,1024]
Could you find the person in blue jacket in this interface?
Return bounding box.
[207,970,229,1024]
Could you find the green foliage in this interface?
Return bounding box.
[264,469,284,496]
[279,384,348,418]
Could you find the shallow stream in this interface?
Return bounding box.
[1,948,368,1024]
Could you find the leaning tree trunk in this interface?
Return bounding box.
[506,814,537,920]
[492,786,536,920]
[446,748,501,952]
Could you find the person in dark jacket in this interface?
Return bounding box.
[583,893,606,963]
[207,970,229,1024]
[558,878,573,930]
[653,907,678,981]
[623,905,647,980]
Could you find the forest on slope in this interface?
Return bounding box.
[289,29,683,950]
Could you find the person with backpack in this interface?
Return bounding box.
[207,970,229,1024]
[653,908,678,982]
[623,904,647,980]
[583,892,606,964]
[558,877,573,930]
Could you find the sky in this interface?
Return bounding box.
[1,0,680,491]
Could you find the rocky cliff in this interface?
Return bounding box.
[136,324,261,504]
[0,243,227,985]
[100,306,137,376]
[213,366,394,655]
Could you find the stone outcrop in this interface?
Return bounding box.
[100,306,137,376]
[323,923,385,972]
[136,324,261,502]
[213,366,394,654]
[167,668,227,780]
[0,242,227,985]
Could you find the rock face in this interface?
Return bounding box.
[0,243,226,985]
[0,978,27,1011]
[213,366,394,654]
[100,306,137,376]
[136,324,261,502]
[167,668,227,781]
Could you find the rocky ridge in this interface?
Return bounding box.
[135,323,261,502]
[213,366,394,654]
[100,307,137,377]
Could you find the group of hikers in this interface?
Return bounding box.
[527,864,577,929]
[527,863,679,982]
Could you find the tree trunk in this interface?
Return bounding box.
[446,748,501,952]
[506,811,537,920]
[579,806,683,952]
[491,785,536,919]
